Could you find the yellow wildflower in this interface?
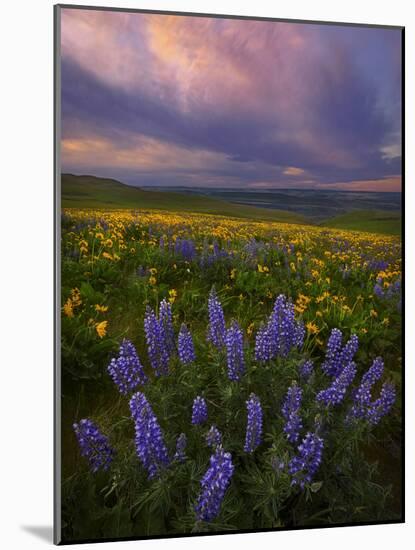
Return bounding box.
[306,322,319,334]
[63,298,74,318]
[95,304,108,313]
[168,289,177,304]
[95,320,108,338]
[149,276,157,285]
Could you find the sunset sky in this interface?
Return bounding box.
[60,8,402,192]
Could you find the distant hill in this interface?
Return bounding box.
[61,174,309,224]
[322,210,401,236]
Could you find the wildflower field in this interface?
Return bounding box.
[61,208,402,541]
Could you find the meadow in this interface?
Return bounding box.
[61,207,402,542]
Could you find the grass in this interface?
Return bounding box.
[322,210,402,236]
[62,174,309,225]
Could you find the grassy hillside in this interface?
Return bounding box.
[322,210,401,236]
[61,174,309,224]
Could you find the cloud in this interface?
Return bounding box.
[283,167,306,176]
[60,8,402,190]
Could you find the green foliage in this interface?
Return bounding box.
[61,208,402,542]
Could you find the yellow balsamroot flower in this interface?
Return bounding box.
[95,232,104,240]
[247,323,255,336]
[306,322,319,335]
[95,320,108,338]
[63,298,74,318]
[102,251,113,261]
[71,288,82,307]
[316,311,323,318]
[149,276,157,286]
[149,267,157,275]
[290,262,296,272]
[257,264,269,273]
[370,309,378,318]
[130,248,136,254]
[382,317,390,326]
[168,289,177,304]
[105,239,113,248]
[360,327,368,334]
[95,304,108,313]
[230,268,237,280]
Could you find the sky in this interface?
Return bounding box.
[60,8,402,192]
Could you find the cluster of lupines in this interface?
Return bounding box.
[192,396,208,425]
[289,431,324,488]
[347,357,384,421]
[244,393,263,453]
[129,392,170,479]
[255,295,305,362]
[366,383,396,425]
[374,278,401,301]
[282,384,303,444]
[321,329,359,377]
[225,320,245,381]
[207,288,226,349]
[317,360,357,406]
[174,433,187,463]
[73,419,114,473]
[144,306,171,376]
[194,446,234,522]
[72,291,398,522]
[206,425,222,449]
[107,339,147,395]
[174,237,197,261]
[178,323,196,365]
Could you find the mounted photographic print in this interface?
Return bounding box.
[54,4,404,545]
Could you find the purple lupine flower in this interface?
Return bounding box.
[317,361,357,406]
[254,323,273,362]
[159,298,175,355]
[207,288,226,349]
[282,384,303,444]
[225,320,245,381]
[347,357,384,421]
[174,433,187,463]
[175,238,196,261]
[367,383,396,425]
[244,393,263,453]
[144,306,170,376]
[192,396,208,425]
[255,295,303,361]
[322,329,359,377]
[206,425,222,449]
[73,419,114,473]
[300,359,314,380]
[321,328,343,376]
[289,431,324,489]
[107,339,147,394]
[129,392,170,479]
[178,323,196,365]
[374,283,384,298]
[195,446,234,522]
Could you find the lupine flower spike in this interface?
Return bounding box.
[73,419,114,473]
[107,339,147,394]
[225,320,245,381]
[129,392,170,479]
[195,446,234,522]
[282,384,303,444]
[207,288,226,349]
[178,323,196,365]
[244,393,263,453]
[192,396,208,425]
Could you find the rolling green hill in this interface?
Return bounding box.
[61,174,309,224]
[322,210,401,236]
